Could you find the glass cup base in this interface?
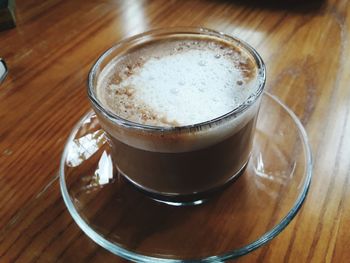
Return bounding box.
[119,161,248,207]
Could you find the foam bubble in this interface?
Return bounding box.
[98,39,257,127]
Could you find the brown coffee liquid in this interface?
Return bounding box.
[110,117,256,196]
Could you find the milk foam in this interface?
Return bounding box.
[98,38,257,127]
[95,37,262,152]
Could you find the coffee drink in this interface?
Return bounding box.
[89,28,265,203]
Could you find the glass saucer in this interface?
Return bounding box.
[60,92,312,262]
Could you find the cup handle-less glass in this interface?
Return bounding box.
[87,27,266,206]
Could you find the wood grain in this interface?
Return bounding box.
[1,0,350,262]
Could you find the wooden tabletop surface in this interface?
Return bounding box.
[1,0,350,262]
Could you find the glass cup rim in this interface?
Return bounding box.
[87,27,266,133]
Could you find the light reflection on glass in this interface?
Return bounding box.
[95,151,114,185]
[66,129,106,167]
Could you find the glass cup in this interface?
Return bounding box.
[87,27,266,205]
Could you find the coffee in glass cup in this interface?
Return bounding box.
[88,27,266,205]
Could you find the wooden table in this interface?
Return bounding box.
[1,0,349,262]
